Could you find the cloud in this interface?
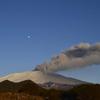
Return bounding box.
[34,43,100,72]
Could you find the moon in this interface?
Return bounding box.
[27,35,31,39]
[27,33,32,39]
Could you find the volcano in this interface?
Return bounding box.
[0,71,86,85]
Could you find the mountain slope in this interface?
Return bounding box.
[0,71,85,85]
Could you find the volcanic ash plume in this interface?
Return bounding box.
[34,43,100,72]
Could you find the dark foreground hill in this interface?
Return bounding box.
[0,80,100,100]
[0,80,45,94]
[67,84,100,100]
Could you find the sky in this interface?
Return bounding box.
[0,0,100,83]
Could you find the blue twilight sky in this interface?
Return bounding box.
[0,0,100,83]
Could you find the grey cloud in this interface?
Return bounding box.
[34,43,100,72]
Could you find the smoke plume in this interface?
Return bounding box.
[34,43,100,72]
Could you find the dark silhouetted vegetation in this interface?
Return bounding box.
[0,80,100,100]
